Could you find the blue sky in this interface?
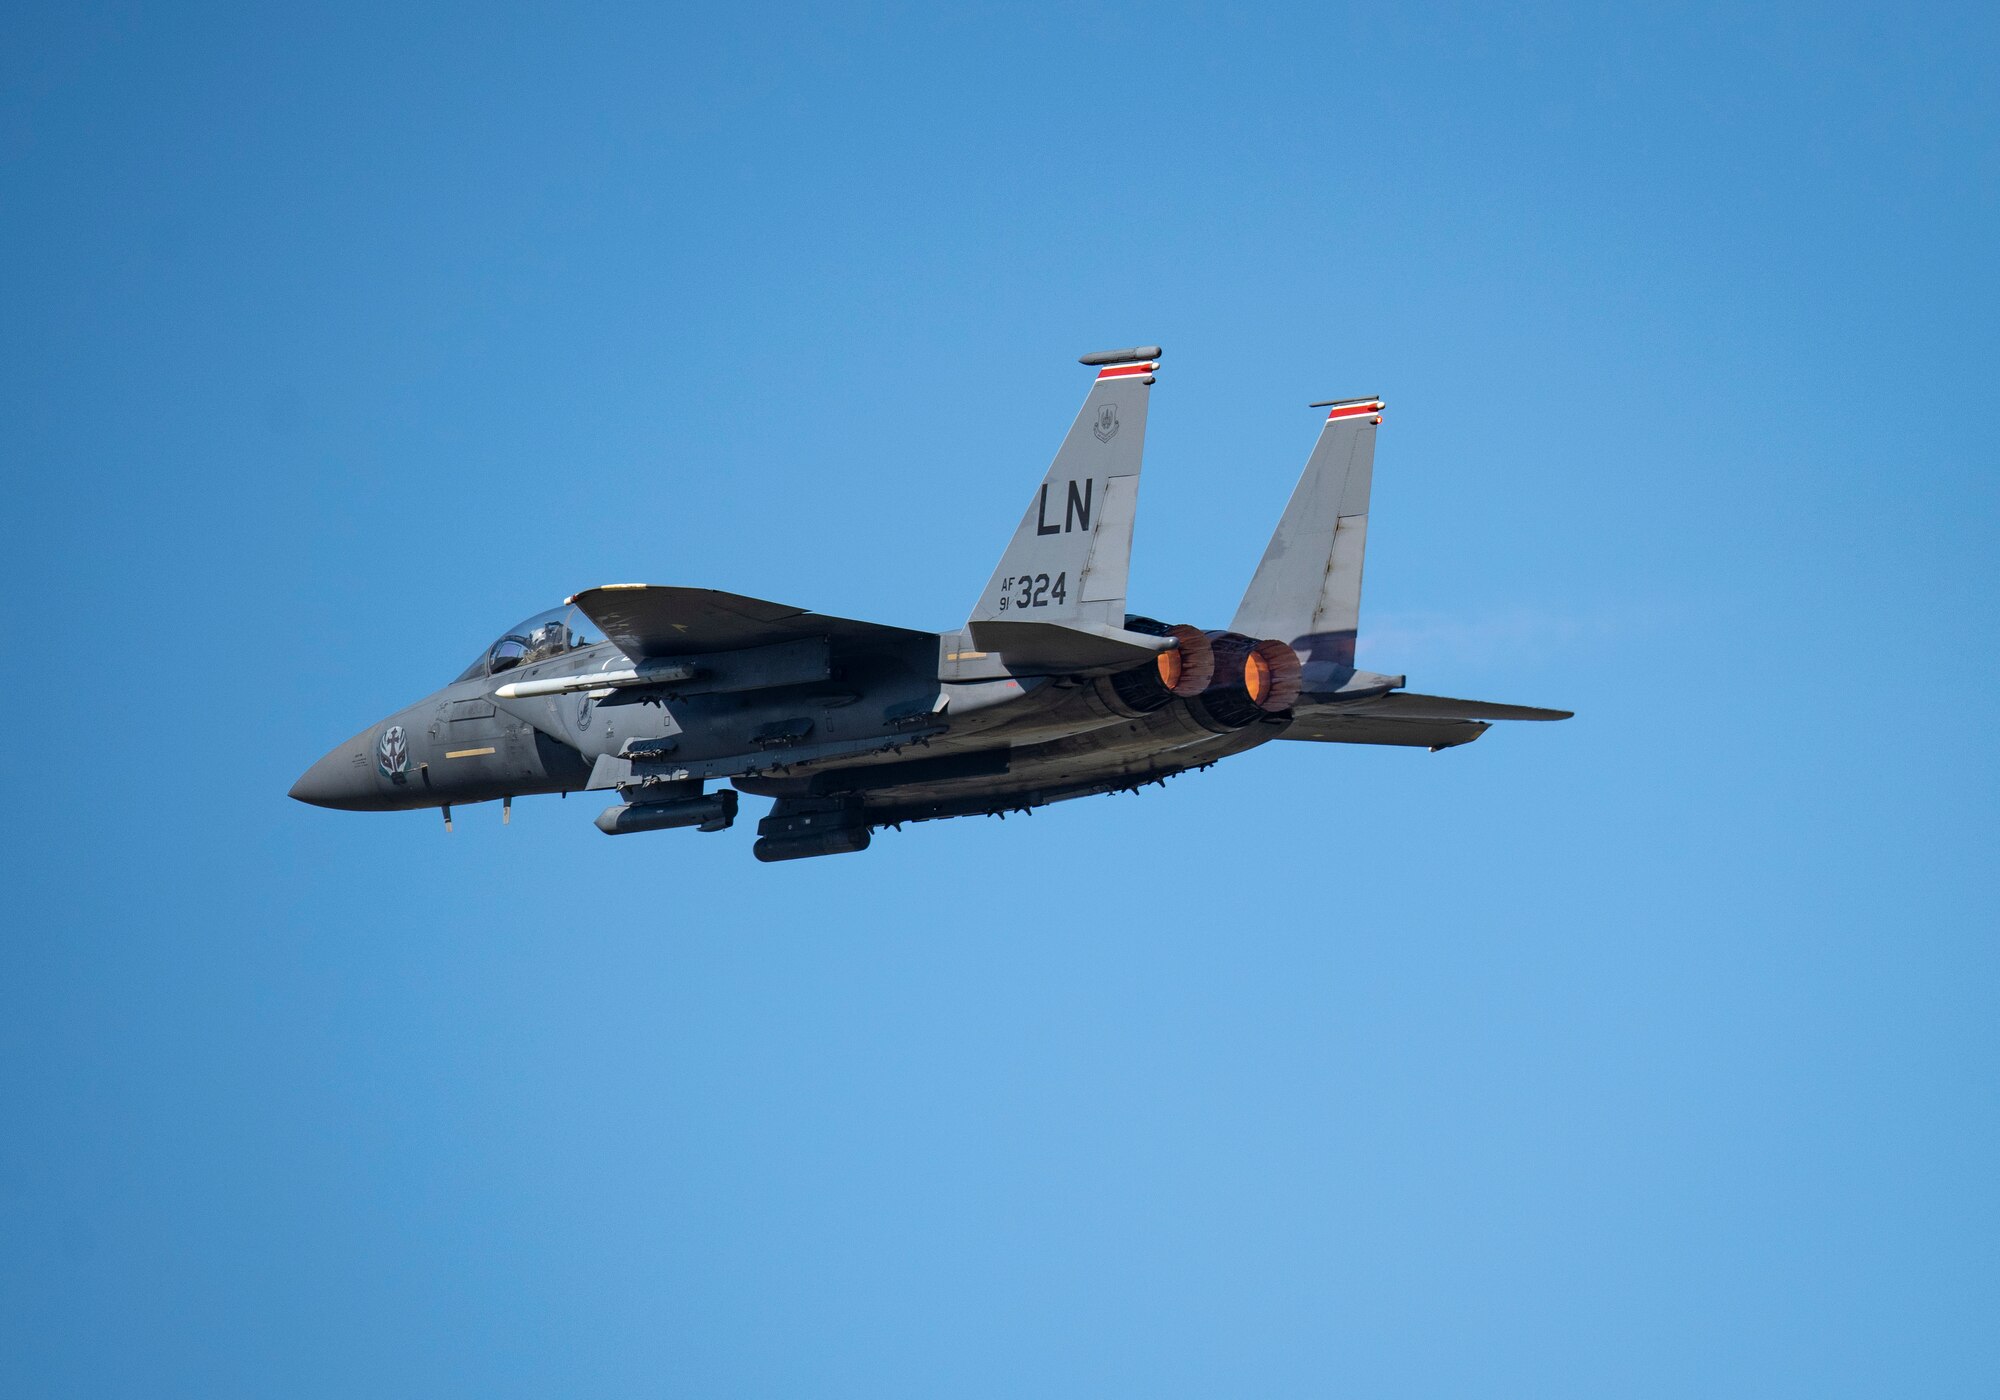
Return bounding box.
[4,4,1996,1395]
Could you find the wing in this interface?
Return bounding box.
[570,585,934,659]
[1282,691,1572,751]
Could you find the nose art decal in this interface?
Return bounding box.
[376,725,409,778]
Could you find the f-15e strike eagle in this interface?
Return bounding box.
[291,347,1570,861]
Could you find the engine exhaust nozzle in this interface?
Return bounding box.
[1185,632,1303,730]
[1244,638,1303,713]
[1102,618,1219,715]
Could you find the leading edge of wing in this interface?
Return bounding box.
[569,584,935,659]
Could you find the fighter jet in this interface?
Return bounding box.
[290,347,1570,861]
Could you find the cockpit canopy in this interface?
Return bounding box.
[456,606,601,682]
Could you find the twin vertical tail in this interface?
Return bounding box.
[961,365,1386,687]
[962,348,1172,670]
[1230,396,1384,687]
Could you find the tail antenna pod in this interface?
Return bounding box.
[1079,345,1163,367]
[1309,395,1385,422]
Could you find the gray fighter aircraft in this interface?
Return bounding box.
[291,347,1570,860]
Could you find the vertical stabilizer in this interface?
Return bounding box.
[1231,397,1383,673]
[968,349,1158,634]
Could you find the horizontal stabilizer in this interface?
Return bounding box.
[1344,692,1572,723]
[1281,691,1571,751]
[964,618,1172,672]
[570,585,932,660]
[1282,712,1491,749]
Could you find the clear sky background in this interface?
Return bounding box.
[4,4,1996,1396]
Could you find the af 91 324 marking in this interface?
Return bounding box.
[997,572,1068,611]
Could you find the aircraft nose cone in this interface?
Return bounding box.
[289,735,379,810]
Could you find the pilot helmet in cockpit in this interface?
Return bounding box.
[526,619,570,661]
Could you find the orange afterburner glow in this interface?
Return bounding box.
[1157,647,1183,690]
[1244,650,1271,706]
